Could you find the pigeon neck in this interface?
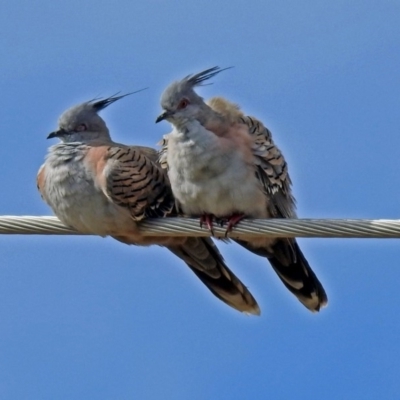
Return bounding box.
[200,104,230,136]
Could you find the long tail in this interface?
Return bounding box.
[167,237,260,315]
[234,238,327,312]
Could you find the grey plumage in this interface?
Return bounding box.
[38,93,260,315]
[157,67,327,312]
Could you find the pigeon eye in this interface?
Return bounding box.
[75,124,87,132]
[178,99,189,109]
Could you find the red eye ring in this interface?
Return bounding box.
[75,124,87,132]
[178,98,189,110]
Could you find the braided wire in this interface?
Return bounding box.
[1,216,400,238]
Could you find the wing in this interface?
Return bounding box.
[103,145,175,220]
[157,135,169,171]
[36,164,46,198]
[241,115,296,218]
[207,96,296,219]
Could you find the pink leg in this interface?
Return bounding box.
[225,213,245,235]
[200,214,215,235]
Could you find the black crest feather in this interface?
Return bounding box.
[185,66,233,88]
[90,88,148,111]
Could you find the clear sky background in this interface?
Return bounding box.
[0,1,399,399]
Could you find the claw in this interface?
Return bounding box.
[225,213,245,237]
[200,214,215,236]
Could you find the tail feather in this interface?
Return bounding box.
[234,238,327,312]
[167,237,260,315]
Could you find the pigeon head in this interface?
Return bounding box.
[156,66,231,126]
[48,91,144,143]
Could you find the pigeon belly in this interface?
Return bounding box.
[167,124,268,218]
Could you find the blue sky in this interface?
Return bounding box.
[1,1,400,398]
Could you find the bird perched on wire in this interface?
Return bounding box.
[37,92,260,315]
[156,66,328,312]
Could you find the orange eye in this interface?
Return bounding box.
[75,124,87,132]
[178,99,189,109]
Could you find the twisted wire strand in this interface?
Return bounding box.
[1,216,400,238]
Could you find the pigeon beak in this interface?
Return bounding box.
[155,111,171,123]
[47,129,66,139]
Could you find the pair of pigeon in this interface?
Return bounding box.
[38,67,327,315]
